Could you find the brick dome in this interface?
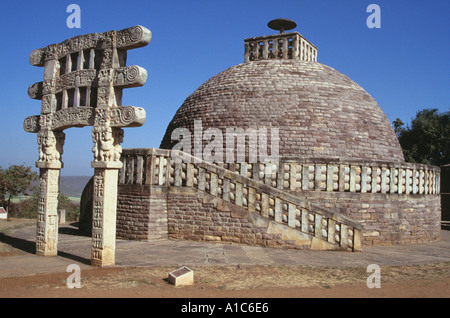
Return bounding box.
[160,59,404,163]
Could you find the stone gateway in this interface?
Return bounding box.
[25,26,151,266]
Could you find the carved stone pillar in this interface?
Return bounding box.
[35,129,65,256]
[90,163,121,266]
[35,167,60,256]
[90,125,123,267]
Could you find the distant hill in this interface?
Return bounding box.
[30,176,91,198]
[60,176,91,197]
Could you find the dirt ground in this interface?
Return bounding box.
[1,219,449,299]
[1,264,450,298]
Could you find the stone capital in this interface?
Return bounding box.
[91,161,123,169]
[36,161,63,169]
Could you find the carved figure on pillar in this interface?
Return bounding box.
[92,126,124,163]
[37,129,65,164]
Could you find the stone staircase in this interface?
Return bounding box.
[119,148,363,251]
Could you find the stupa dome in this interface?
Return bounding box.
[160,57,404,163]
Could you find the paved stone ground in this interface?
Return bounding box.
[1,224,449,278]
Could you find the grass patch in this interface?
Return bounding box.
[0,218,35,235]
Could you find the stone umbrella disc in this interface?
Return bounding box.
[267,19,297,32]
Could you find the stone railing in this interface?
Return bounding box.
[244,32,317,63]
[118,149,440,197]
[218,159,441,195]
[119,148,363,251]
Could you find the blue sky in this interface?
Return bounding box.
[0,0,449,176]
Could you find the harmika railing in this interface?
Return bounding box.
[244,32,317,63]
[119,148,364,251]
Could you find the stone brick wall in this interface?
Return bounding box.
[162,187,441,248]
[166,188,341,250]
[116,184,168,241]
[167,188,255,245]
[292,191,441,246]
[113,182,441,247]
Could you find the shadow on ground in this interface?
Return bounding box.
[0,223,91,265]
[0,233,35,254]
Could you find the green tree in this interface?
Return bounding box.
[394,108,450,166]
[9,186,39,218]
[10,190,80,221]
[392,118,405,136]
[0,164,38,211]
[57,193,80,222]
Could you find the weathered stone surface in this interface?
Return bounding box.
[90,168,120,267]
[79,25,441,253]
[168,267,194,287]
[107,148,440,248]
[25,26,151,267]
[310,237,343,251]
[29,26,151,67]
[266,220,312,247]
[24,106,146,133]
[160,60,405,164]
[35,168,60,256]
[244,32,317,62]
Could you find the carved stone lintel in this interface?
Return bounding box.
[28,66,146,100]
[28,82,43,100]
[24,106,146,133]
[29,25,151,67]
[113,66,147,88]
[109,106,146,127]
[24,115,40,133]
